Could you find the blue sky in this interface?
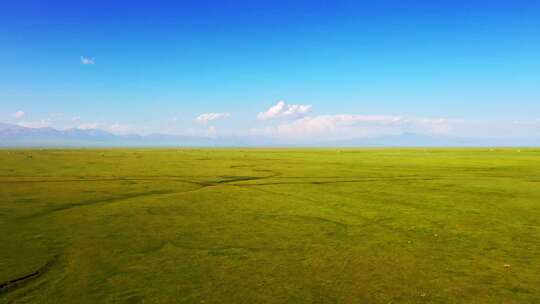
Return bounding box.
[1,0,539,139]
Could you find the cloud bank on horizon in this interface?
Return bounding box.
[5,101,540,141]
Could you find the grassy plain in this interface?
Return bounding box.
[1,148,540,303]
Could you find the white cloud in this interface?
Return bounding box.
[80,56,95,65]
[107,123,131,134]
[77,122,101,130]
[72,116,81,122]
[17,120,51,128]
[12,110,25,119]
[195,112,230,123]
[272,114,403,138]
[76,122,132,134]
[250,112,468,140]
[255,102,461,139]
[257,100,312,120]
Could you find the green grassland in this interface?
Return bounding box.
[1,148,540,303]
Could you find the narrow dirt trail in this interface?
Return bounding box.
[0,255,59,296]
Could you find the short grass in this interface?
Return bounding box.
[1,148,540,303]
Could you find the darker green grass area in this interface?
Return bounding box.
[1,148,540,303]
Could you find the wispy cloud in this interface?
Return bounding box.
[257,100,312,120]
[76,122,132,134]
[195,112,230,123]
[80,56,95,65]
[11,110,25,119]
[206,126,217,138]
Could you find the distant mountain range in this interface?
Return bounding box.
[0,122,278,147]
[0,122,538,147]
[331,132,539,147]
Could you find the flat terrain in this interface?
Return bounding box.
[1,148,539,303]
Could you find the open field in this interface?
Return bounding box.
[1,148,540,303]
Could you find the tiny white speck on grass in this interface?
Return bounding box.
[434,233,438,237]
[504,264,511,268]
[420,292,426,297]
[407,240,412,244]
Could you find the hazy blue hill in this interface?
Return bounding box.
[330,133,468,147]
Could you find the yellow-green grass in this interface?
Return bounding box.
[1,148,539,303]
